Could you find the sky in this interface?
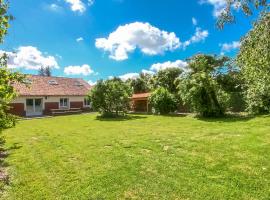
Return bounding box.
[1,0,258,85]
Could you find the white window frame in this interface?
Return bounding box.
[59,98,69,109]
[83,98,91,107]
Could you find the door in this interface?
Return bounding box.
[26,98,43,116]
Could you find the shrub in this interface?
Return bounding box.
[89,78,132,117]
[150,87,177,115]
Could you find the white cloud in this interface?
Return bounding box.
[64,0,86,13]
[200,0,227,17]
[95,22,180,61]
[119,73,139,81]
[150,60,188,72]
[88,80,96,85]
[76,37,84,42]
[220,41,240,53]
[192,17,198,26]
[182,27,209,49]
[200,0,240,18]
[141,69,155,75]
[64,64,94,76]
[0,46,59,70]
[48,3,63,12]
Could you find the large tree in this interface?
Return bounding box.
[152,67,183,94]
[0,0,24,132]
[217,0,269,28]
[89,78,132,117]
[236,12,270,114]
[178,54,230,117]
[128,73,152,93]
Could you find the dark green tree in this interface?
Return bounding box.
[89,78,132,117]
[128,73,152,93]
[178,54,230,117]
[152,68,183,94]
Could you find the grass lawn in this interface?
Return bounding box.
[1,113,270,199]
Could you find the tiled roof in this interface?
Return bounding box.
[13,75,92,96]
[131,92,151,99]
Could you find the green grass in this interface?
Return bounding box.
[1,113,270,199]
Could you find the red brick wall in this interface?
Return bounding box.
[70,101,84,108]
[44,102,59,115]
[9,103,25,116]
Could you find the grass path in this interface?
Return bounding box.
[1,114,270,199]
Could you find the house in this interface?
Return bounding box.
[9,75,92,117]
[130,92,151,113]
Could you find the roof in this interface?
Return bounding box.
[131,92,151,99]
[13,75,92,96]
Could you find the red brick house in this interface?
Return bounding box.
[9,75,92,117]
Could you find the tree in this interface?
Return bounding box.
[38,66,52,76]
[128,73,152,93]
[178,54,230,117]
[0,0,25,176]
[152,68,183,93]
[236,12,270,114]
[150,87,177,115]
[217,0,269,28]
[89,78,132,117]
[216,67,246,112]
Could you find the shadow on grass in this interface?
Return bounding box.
[0,142,22,187]
[196,113,255,123]
[96,115,148,121]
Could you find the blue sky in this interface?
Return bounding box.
[1,0,257,84]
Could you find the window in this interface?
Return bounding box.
[60,98,68,108]
[48,80,58,85]
[74,81,83,86]
[84,98,90,107]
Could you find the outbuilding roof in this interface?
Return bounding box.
[13,75,92,96]
[131,92,151,99]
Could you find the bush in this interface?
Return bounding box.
[150,87,177,115]
[89,78,132,117]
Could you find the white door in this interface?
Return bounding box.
[26,99,43,116]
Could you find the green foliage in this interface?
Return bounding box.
[0,0,13,43]
[0,55,24,132]
[178,54,230,117]
[216,68,246,112]
[217,0,269,28]
[128,73,151,93]
[150,87,177,114]
[152,68,182,94]
[89,78,132,117]
[237,12,270,114]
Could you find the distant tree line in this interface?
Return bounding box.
[89,12,270,117]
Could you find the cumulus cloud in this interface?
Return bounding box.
[64,0,94,13]
[95,22,180,61]
[150,60,188,72]
[200,0,227,17]
[192,17,198,26]
[200,0,240,18]
[119,73,140,81]
[64,64,94,76]
[182,27,209,49]
[0,46,59,70]
[220,41,240,54]
[88,80,96,85]
[76,37,84,42]
[141,69,155,75]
